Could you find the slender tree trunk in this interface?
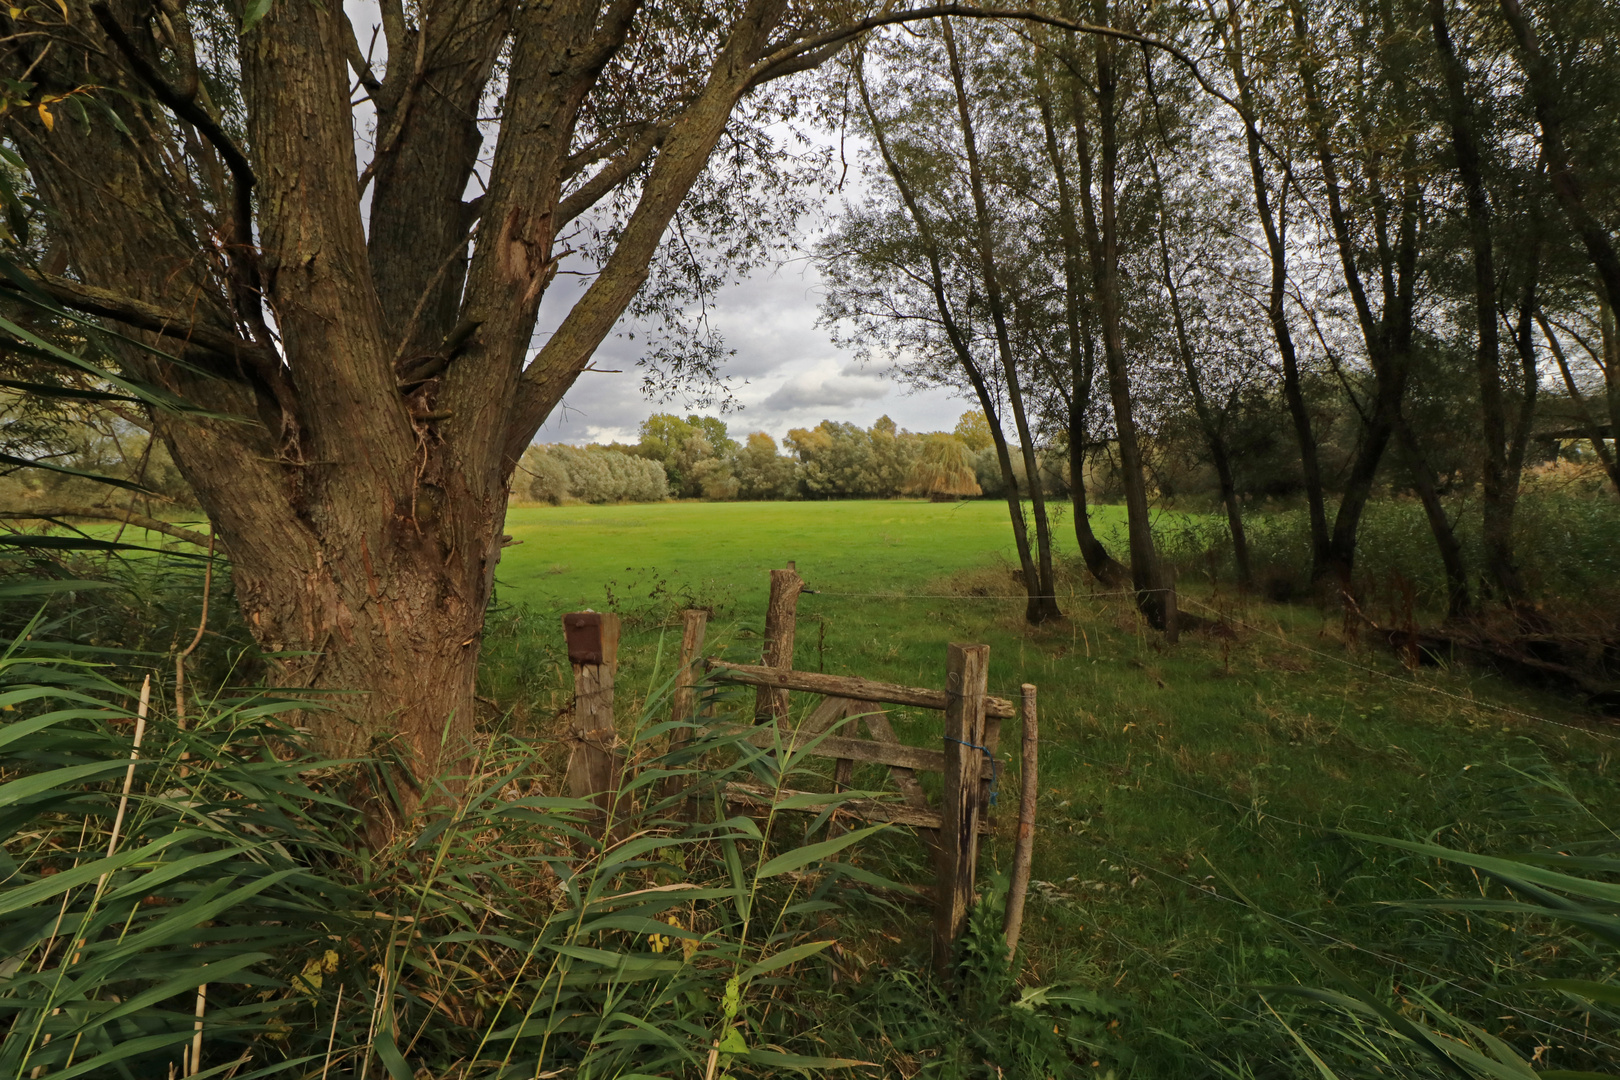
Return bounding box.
[1396,420,1471,618]
[1070,25,1169,628]
[1431,0,1524,605]
[1219,2,1328,579]
[1290,0,1421,593]
[944,19,1061,624]
[1497,0,1620,314]
[1142,100,1251,588]
[1033,43,1126,585]
[856,64,1047,614]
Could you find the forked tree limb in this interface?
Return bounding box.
[0,505,216,548]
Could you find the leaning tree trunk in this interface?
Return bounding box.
[945,18,1061,625]
[1221,0,1330,581]
[1396,419,1471,619]
[856,62,1048,615]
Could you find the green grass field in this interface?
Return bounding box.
[486,499,1620,1076]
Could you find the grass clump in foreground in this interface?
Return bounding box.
[0,581,1115,1078]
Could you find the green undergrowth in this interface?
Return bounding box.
[478,500,1620,1077]
[9,501,1620,1076]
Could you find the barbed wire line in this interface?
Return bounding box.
[1176,595,1620,746]
[1059,832,1620,1060]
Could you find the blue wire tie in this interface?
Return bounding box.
[944,736,1000,806]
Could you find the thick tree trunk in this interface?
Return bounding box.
[6,0,794,799]
[945,19,1061,625]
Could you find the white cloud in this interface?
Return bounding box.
[531,258,972,445]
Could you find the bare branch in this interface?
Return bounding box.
[1,271,271,367]
[342,7,384,95]
[88,3,266,340]
[0,505,216,548]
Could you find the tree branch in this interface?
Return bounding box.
[0,505,216,548]
[89,3,266,340]
[0,271,273,367]
[748,5,1245,118]
[557,123,668,226]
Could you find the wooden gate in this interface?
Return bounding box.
[564,564,1040,968]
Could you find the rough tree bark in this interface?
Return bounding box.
[2,0,843,789]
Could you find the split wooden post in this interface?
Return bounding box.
[935,642,990,974]
[563,612,622,833]
[662,609,709,810]
[1003,684,1039,955]
[755,563,803,724]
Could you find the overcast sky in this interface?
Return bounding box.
[530,246,972,447]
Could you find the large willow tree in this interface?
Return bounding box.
[0,0,894,782]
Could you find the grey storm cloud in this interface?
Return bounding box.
[529,244,972,444]
[760,372,889,410]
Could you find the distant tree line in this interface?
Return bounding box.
[513,410,1070,504]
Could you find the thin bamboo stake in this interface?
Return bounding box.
[102,675,150,867]
[175,529,215,735]
[1003,684,1038,955]
[189,982,206,1076]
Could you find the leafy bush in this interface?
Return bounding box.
[516,443,669,504]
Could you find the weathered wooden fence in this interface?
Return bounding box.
[561,564,1039,967]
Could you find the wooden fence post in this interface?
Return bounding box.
[755,564,803,724]
[935,642,989,974]
[564,612,622,834]
[1003,684,1038,955]
[662,609,709,810]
